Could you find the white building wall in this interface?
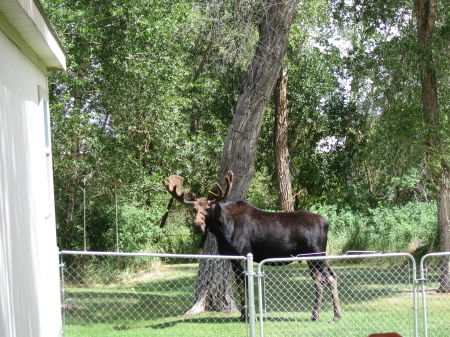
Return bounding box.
[0,22,62,337]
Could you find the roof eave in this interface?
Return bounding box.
[0,0,66,71]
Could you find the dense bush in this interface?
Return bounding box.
[311,202,438,257]
[118,204,165,253]
[117,203,201,255]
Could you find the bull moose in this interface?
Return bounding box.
[163,171,341,322]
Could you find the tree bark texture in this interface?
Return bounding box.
[184,234,238,317]
[188,0,298,316]
[218,0,297,201]
[415,0,450,292]
[274,67,294,212]
[436,166,450,292]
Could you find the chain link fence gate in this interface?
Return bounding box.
[257,253,418,337]
[59,251,249,337]
[420,252,450,337]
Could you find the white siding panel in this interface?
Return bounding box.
[0,24,62,337]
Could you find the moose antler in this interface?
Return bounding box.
[208,170,234,204]
[162,175,194,205]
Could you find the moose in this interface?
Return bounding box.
[163,171,341,322]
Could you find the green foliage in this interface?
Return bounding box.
[42,0,244,251]
[118,204,165,253]
[42,0,449,255]
[247,168,278,210]
[90,202,201,254]
[156,203,203,255]
[311,202,438,256]
[159,224,202,256]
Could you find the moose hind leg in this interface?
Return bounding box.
[324,262,342,322]
[308,261,325,321]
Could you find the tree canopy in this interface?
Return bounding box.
[41,0,449,261]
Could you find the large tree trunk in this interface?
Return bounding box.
[436,166,450,292]
[184,234,238,317]
[415,0,450,292]
[217,0,297,197]
[274,67,294,212]
[187,0,297,316]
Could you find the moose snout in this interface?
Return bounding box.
[193,221,206,235]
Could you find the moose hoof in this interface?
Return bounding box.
[331,315,341,323]
[309,316,319,322]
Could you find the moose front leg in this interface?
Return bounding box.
[231,260,247,321]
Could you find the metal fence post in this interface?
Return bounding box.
[257,262,265,337]
[247,253,256,337]
[411,256,420,337]
[59,253,66,337]
[419,255,429,337]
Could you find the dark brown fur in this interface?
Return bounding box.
[201,200,341,322]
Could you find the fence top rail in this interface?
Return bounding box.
[419,251,450,270]
[421,251,450,259]
[258,252,415,272]
[59,250,247,261]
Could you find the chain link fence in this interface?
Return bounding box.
[60,251,248,337]
[60,251,450,337]
[420,252,450,337]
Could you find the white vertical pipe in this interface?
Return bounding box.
[246,253,256,337]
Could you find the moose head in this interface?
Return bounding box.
[162,171,234,235]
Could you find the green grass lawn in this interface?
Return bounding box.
[64,318,246,337]
[62,259,449,337]
[63,261,248,336]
